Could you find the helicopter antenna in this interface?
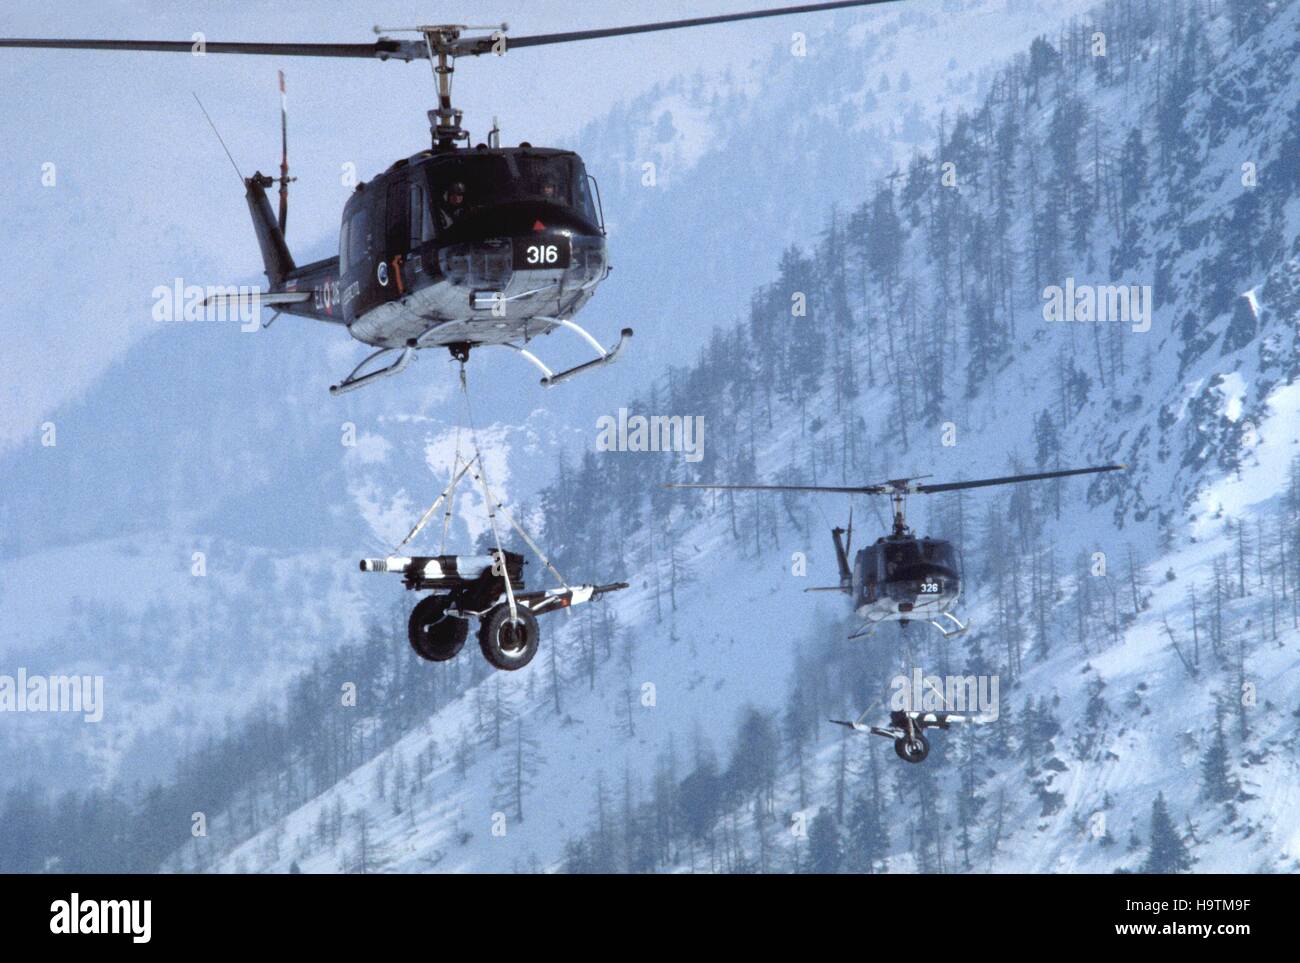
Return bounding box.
[192,93,244,185]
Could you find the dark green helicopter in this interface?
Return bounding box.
[1,2,899,394]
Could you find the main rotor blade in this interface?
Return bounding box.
[0,38,420,60]
[914,464,1128,495]
[665,483,881,495]
[3,3,900,63]
[666,463,1127,498]
[501,0,901,52]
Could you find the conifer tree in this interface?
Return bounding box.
[1142,793,1192,873]
[807,808,843,874]
[1199,702,1237,804]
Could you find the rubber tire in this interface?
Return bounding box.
[894,733,930,764]
[478,602,539,671]
[408,595,468,662]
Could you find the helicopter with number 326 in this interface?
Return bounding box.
[669,463,1127,763]
[669,463,1128,641]
[0,1,901,395]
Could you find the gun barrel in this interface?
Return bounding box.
[359,556,412,574]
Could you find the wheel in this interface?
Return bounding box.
[478,602,539,671]
[408,595,468,662]
[894,733,930,763]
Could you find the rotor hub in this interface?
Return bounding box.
[890,491,912,538]
[372,22,511,150]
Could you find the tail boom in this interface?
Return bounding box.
[246,173,295,286]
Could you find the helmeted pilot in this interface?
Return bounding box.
[438,181,467,229]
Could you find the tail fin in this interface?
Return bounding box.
[193,93,296,289]
[245,173,295,287]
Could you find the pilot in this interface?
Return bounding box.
[438,182,467,229]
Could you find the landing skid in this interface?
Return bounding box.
[328,320,631,395]
[926,611,968,638]
[848,609,968,641]
[847,612,891,640]
[503,319,633,387]
[329,345,413,396]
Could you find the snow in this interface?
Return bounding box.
[184,0,1300,873]
[1195,380,1300,530]
[5,0,1299,875]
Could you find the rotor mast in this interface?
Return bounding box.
[374,23,508,151]
[425,27,465,152]
[889,491,910,538]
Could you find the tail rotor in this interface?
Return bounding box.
[276,69,296,236]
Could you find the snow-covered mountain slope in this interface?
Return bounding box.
[561,0,1109,409]
[0,308,584,790]
[143,0,1300,874]
[0,0,1106,797]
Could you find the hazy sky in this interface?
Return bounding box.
[0,0,908,445]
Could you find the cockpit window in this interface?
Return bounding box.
[883,542,922,574]
[514,154,573,205]
[409,182,436,247]
[921,541,958,569]
[341,206,369,276]
[423,152,599,230]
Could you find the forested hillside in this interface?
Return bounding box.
[3,0,1297,875]
[542,0,1300,873]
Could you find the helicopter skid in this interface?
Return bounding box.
[849,589,962,640]
[329,345,414,395]
[925,611,968,638]
[849,609,966,640]
[348,250,604,351]
[327,317,629,393]
[503,319,633,387]
[847,612,891,640]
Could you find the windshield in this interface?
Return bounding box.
[921,540,958,569]
[883,542,922,574]
[423,152,598,224]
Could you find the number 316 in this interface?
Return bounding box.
[525,244,559,265]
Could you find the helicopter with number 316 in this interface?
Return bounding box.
[0,1,900,395]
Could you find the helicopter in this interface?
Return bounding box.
[1,1,901,395]
[668,463,1127,641]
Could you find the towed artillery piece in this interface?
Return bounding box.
[361,550,627,671]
